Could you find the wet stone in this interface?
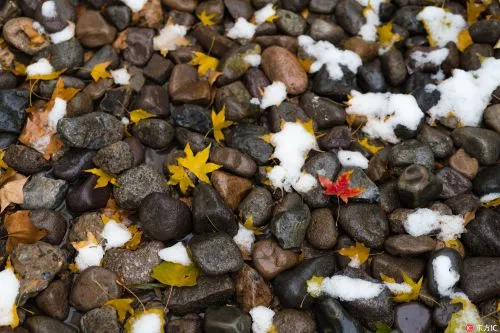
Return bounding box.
[252,239,299,280]
[30,209,66,245]
[133,119,174,149]
[397,164,442,208]
[394,302,432,333]
[204,306,252,333]
[26,316,76,333]
[233,264,272,312]
[315,297,365,333]
[339,203,389,249]
[80,306,121,333]
[452,127,500,165]
[385,235,437,257]
[22,175,68,210]
[371,252,425,282]
[35,279,70,320]
[66,175,111,213]
[210,146,258,178]
[99,87,132,117]
[93,141,134,175]
[460,257,500,303]
[274,309,316,333]
[462,208,500,257]
[3,144,50,175]
[271,193,311,249]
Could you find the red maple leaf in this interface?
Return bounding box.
[318,170,364,203]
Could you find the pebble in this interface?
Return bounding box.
[215,81,254,121]
[171,104,211,134]
[273,255,336,309]
[133,118,174,149]
[252,239,299,280]
[133,84,170,117]
[211,170,253,211]
[269,102,310,132]
[167,314,203,333]
[143,54,173,84]
[105,5,131,31]
[334,0,365,35]
[426,248,462,297]
[449,148,479,179]
[25,316,77,333]
[472,164,500,196]
[93,141,133,175]
[339,203,389,249]
[310,18,345,45]
[80,306,121,333]
[343,167,380,203]
[226,124,273,164]
[122,28,155,66]
[10,242,65,295]
[276,9,306,36]
[210,147,257,178]
[76,10,116,48]
[385,235,437,257]
[233,264,272,312]
[69,267,122,312]
[484,104,500,134]
[36,38,84,71]
[30,209,66,245]
[68,92,93,117]
[378,180,401,213]
[68,212,104,243]
[436,167,472,200]
[0,90,29,135]
[189,232,243,275]
[397,164,442,208]
[357,59,387,93]
[261,46,308,95]
[77,45,119,79]
[300,92,345,129]
[318,126,353,150]
[461,44,493,71]
[22,175,68,210]
[58,112,124,149]
[35,279,70,320]
[416,124,453,159]
[99,87,132,117]
[462,208,500,257]
[445,192,481,216]
[452,127,500,165]
[3,144,50,174]
[312,65,357,100]
[343,37,379,63]
[103,241,163,285]
[460,257,500,303]
[394,302,432,333]
[66,174,111,212]
[390,139,434,174]
[113,164,167,209]
[139,192,192,242]
[217,44,260,85]
[306,208,337,250]
[302,152,341,208]
[204,307,251,333]
[164,0,197,12]
[167,275,235,315]
[315,298,365,333]
[274,309,316,333]
[432,297,462,329]
[469,19,500,44]
[371,253,425,282]
[3,17,50,55]
[194,25,237,58]
[271,193,311,249]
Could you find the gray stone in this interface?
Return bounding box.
[204,306,252,333]
[26,316,77,333]
[397,164,442,208]
[302,152,341,208]
[300,92,346,129]
[436,167,472,199]
[390,139,434,173]
[460,257,500,303]
[417,124,453,159]
[237,186,273,227]
[226,124,273,165]
[271,193,311,249]
[93,141,134,175]
[462,208,500,257]
[315,298,364,333]
[30,209,66,245]
[339,203,389,249]
[80,306,121,333]
[0,89,28,135]
[133,119,174,149]
[3,145,51,174]
[276,9,307,36]
[22,175,68,210]
[452,127,500,165]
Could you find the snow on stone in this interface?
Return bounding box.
[480,192,500,202]
[250,97,261,105]
[254,3,276,25]
[111,68,131,85]
[260,81,287,109]
[321,275,385,301]
[249,306,275,333]
[26,58,55,77]
[48,97,67,129]
[346,90,424,144]
[292,173,318,193]
[356,0,385,41]
[384,281,412,295]
[153,23,188,52]
[233,223,255,254]
[244,54,261,67]
[130,312,163,333]
[50,22,75,44]
[404,208,465,241]
[74,242,105,271]
[267,122,318,193]
[158,242,192,266]
[121,0,147,12]
[338,150,369,169]
[32,21,47,35]
[417,7,466,47]
[411,48,449,68]
[101,220,132,250]
[432,255,460,296]
[427,57,500,127]
[227,18,256,40]
[41,0,57,18]
[0,267,20,327]
[298,35,362,80]
[32,135,51,154]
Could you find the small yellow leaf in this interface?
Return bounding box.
[0,151,8,169]
[306,275,325,297]
[443,239,465,256]
[10,304,19,329]
[124,308,165,333]
[124,225,142,250]
[90,61,112,82]
[298,57,314,73]
[260,133,273,144]
[101,212,120,225]
[12,61,26,76]
[457,29,473,52]
[296,119,315,137]
[51,78,80,102]
[84,168,118,188]
[68,263,79,273]
[382,272,423,303]
[27,69,65,81]
[197,9,216,26]
[467,0,491,24]
[266,14,279,23]
[105,298,135,323]
[177,144,222,184]
[129,109,156,124]
[151,261,199,287]
[72,231,99,250]
[358,137,383,154]
[243,215,265,235]
[301,8,309,19]
[268,324,277,333]
[167,165,195,193]
[377,22,402,48]
[211,106,235,143]
[337,242,370,265]
[190,51,219,77]
[482,197,500,208]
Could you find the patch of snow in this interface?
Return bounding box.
[356,0,385,42]
[293,173,318,193]
[346,90,424,144]
[432,255,460,296]
[338,150,369,169]
[26,58,54,77]
[384,281,412,294]
[101,220,132,250]
[260,81,287,109]
[48,97,67,129]
[250,97,261,105]
[427,57,500,127]
[32,21,47,35]
[50,22,75,44]
[111,68,131,85]
[0,267,20,327]
[32,134,51,154]
[121,0,147,13]
[153,23,188,52]
[255,3,276,25]
[233,223,255,254]
[121,117,130,125]
[431,69,445,81]
[158,242,192,266]
[249,306,275,333]
[41,1,57,18]
[244,54,261,67]
[404,208,465,241]
[298,35,362,80]
[411,48,449,67]
[480,192,500,203]
[130,312,163,333]
[227,18,256,40]
[321,275,385,301]
[74,242,105,271]
[417,7,466,47]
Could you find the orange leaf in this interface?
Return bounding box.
[467,0,491,24]
[457,29,473,52]
[298,57,314,72]
[0,169,28,212]
[337,242,370,265]
[90,61,112,82]
[51,78,80,102]
[4,210,47,253]
[318,170,364,203]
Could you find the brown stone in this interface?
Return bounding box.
[384,235,437,257]
[35,280,70,320]
[76,10,117,48]
[342,37,379,62]
[211,170,253,210]
[233,264,272,312]
[170,80,212,106]
[274,309,316,333]
[306,208,338,250]
[261,46,308,95]
[255,36,299,54]
[252,239,299,280]
[449,148,479,179]
[371,253,425,282]
[168,64,198,96]
[163,0,197,12]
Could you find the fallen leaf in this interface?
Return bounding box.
[211,106,235,143]
[482,197,500,208]
[208,70,223,85]
[11,61,26,76]
[243,215,265,235]
[190,51,219,77]
[381,272,423,302]
[129,109,156,124]
[375,323,392,333]
[445,297,482,333]
[151,261,199,287]
[318,170,365,203]
[84,168,118,188]
[296,119,315,137]
[457,29,473,52]
[443,239,465,256]
[26,69,65,81]
[358,137,383,154]
[495,39,500,49]
[337,242,370,265]
[298,57,314,72]
[72,232,99,251]
[266,11,279,22]
[301,8,309,19]
[105,298,134,323]
[101,212,121,225]
[0,169,28,212]
[90,61,112,82]
[268,324,277,333]
[377,22,402,48]
[124,225,142,250]
[124,308,165,333]
[467,0,491,24]
[167,165,195,194]
[4,210,47,253]
[306,275,325,297]
[177,144,222,184]
[0,151,8,169]
[197,9,216,26]
[463,209,476,225]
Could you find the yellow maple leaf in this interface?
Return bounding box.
[105,298,135,323]
[445,297,482,333]
[467,0,491,24]
[266,9,279,22]
[482,197,500,208]
[151,261,199,287]
[101,212,121,225]
[306,275,325,297]
[167,165,195,193]
[124,225,142,250]
[84,168,118,188]
[124,308,165,333]
[72,231,99,250]
[381,272,423,302]
[129,109,156,124]
[243,215,265,235]
[301,8,309,19]
[0,151,8,169]
[51,78,80,102]
[177,144,222,184]
[377,22,402,48]
[90,61,112,82]
[337,242,370,265]
[211,106,235,143]
[26,69,65,81]
[190,51,219,76]
[358,137,383,154]
[296,119,315,137]
[457,29,473,52]
[197,9,216,26]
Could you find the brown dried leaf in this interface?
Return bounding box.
[0,170,28,213]
[5,210,47,253]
